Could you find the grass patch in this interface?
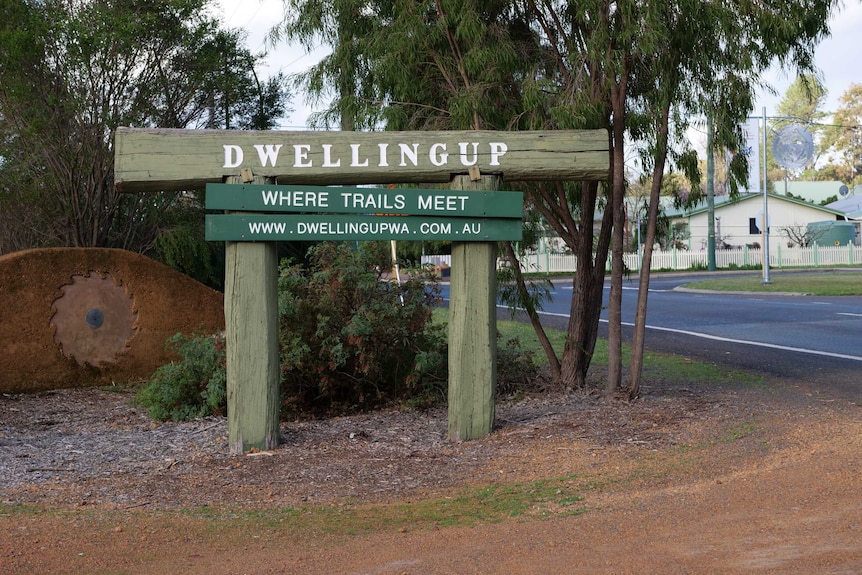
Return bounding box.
[682,271,862,296]
[433,308,767,389]
[175,474,586,535]
[717,420,758,443]
[639,351,767,389]
[0,503,42,516]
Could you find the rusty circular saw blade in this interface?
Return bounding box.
[50,273,138,366]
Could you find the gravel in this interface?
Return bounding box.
[0,384,738,510]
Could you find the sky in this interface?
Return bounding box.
[218,0,862,129]
[755,1,862,116]
[216,0,329,128]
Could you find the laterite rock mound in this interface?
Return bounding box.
[0,248,224,393]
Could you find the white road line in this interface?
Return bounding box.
[560,286,673,292]
[622,286,671,292]
[530,309,862,363]
[837,312,862,317]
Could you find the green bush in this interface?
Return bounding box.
[139,241,541,421]
[496,335,541,397]
[278,242,447,415]
[136,333,226,421]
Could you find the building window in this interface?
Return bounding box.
[749,218,769,234]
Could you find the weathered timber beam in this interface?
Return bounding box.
[114,128,610,192]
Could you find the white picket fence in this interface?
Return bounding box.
[423,243,862,273]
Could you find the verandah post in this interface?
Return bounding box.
[447,174,500,441]
[224,174,281,455]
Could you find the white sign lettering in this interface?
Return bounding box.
[339,191,406,211]
[261,189,330,208]
[221,141,509,170]
[223,145,243,168]
[294,144,312,168]
[253,144,282,167]
[489,142,507,166]
[417,194,469,211]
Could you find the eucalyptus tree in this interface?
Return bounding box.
[823,83,862,184]
[622,0,837,398]
[777,74,829,125]
[272,0,615,387]
[0,0,290,262]
[272,0,840,395]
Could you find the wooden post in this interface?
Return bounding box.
[448,174,499,441]
[224,175,281,454]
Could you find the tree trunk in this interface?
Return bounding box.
[559,181,613,389]
[627,102,672,399]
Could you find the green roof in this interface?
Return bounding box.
[783,180,847,204]
[666,192,844,219]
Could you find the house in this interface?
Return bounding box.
[824,185,862,245]
[824,186,862,219]
[666,192,847,250]
[531,187,860,256]
[781,180,848,205]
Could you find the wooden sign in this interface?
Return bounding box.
[114,128,610,192]
[205,183,524,217]
[112,126,610,452]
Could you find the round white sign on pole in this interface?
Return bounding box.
[772,124,814,170]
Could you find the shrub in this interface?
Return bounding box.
[278,241,447,415]
[496,334,541,397]
[136,332,226,421]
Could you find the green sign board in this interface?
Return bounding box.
[205,183,523,217]
[205,214,523,241]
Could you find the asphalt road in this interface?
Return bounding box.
[439,270,862,402]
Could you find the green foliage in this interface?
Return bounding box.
[278,241,447,415]
[823,83,862,184]
[0,0,290,256]
[152,191,224,289]
[136,333,226,421]
[154,222,224,289]
[496,335,541,397]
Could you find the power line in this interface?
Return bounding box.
[223,0,242,26]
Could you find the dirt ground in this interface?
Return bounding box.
[1,370,861,574]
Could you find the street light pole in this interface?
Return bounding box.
[747,110,812,284]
